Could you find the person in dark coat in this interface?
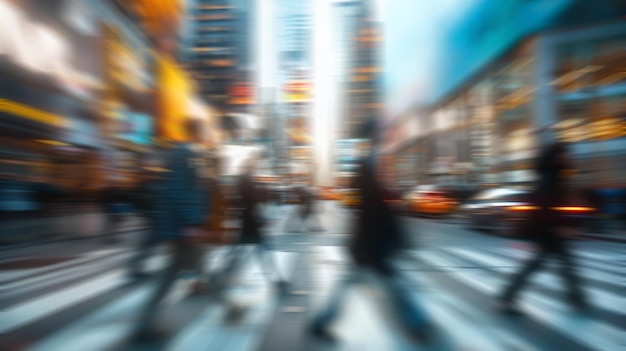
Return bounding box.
[133,120,209,340]
[309,135,433,344]
[497,142,588,314]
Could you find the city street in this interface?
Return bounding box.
[1,201,624,351]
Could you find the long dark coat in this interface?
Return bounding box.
[348,158,406,274]
[237,173,263,244]
[525,143,571,248]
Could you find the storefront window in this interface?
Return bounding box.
[494,55,535,156]
[556,92,626,143]
[554,34,626,93]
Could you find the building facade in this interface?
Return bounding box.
[384,0,626,191]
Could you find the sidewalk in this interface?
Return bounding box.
[0,210,146,247]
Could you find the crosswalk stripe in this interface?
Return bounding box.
[166,251,298,351]
[417,251,624,351]
[0,255,167,334]
[311,247,518,350]
[444,248,625,314]
[417,275,543,351]
[3,252,135,298]
[488,248,625,286]
[492,247,625,276]
[0,248,129,283]
[30,285,155,351]
[575,250,626,262]
[448,247,623,286]
[27,249,297,351]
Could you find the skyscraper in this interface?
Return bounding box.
[181,0,255,113]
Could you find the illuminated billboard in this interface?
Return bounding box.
[283,81,312,102]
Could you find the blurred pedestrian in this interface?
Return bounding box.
[192,156,230,294]
[216,161,288,322]
[102,175,133,244]
[285,184,324,232]
[133,120,210,340]
[497,142,588,314]
[309,124,433,344]
[127,151,166,280]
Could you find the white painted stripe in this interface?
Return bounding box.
[168,251,297,351]
[31,254,197,351]
[494,247,625,277]
[575,250,626,263]
[417,251,624,351]
[3,252,134,295]
[417,275,542,351]
[450,248,620,284]
[420,292,505,351]
[0,270,126,333]
[312,247,507,351]
[0,249,129,282]
[313,245,346,264]
[446,248,519,268]
[31,286,153,351]
[444,248,625,316]
[0,255,167,334]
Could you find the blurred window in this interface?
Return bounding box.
[554,35,626,93]
[556,93,626,143]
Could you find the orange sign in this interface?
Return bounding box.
[283,81,312,102]
[228,83,255,105]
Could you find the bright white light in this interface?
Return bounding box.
[312,0,336,186]
[0,0,72,82]
[256,0,277,90]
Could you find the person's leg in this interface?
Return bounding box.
[254,243,275,281]
[554,241,587,307]
[311,266,359,331]
[215,244,244,288]
[135,240,186,334]
[371,262,432,331]
[499,246,548,306]
[219,244,260,295]
[255,242,289,293]
[128,230,157,277]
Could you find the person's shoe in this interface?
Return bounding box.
[188,280,211,295]
[407,324,435,345]
[309,323,337,343]
[223,303,248,325]
[131,328,169,342]
[495,299,524,317]
[127,272,149,281]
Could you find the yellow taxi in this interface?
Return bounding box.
[318,186,340,200]
[339,188,360,208]
[405,189,457,216]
